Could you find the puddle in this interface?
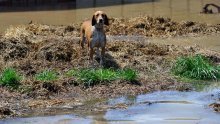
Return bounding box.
[104,90,220,124]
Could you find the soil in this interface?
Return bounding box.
[0,16,220,118]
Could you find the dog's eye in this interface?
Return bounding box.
[101,14,104,17]
[96,14,99,17]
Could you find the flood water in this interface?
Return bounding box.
[0,0,220,33]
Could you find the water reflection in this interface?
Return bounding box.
[104,90,220,124]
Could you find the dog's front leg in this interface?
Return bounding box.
[100,47,105,65]
[89,47,94,63]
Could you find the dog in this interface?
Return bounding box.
[80,11,109,65]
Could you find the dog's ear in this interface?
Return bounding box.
[92,15,96,26]
[104,14,109,26]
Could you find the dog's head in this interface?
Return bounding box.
[92,11,109,27]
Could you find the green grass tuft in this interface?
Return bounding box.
[217,65,220,78]
[68,68,118,86]
[0,68,22,89]
[118,68,138,81]
[35,70,58,81]
[172,54,220,80]
[66,68,138,86]
[66,69,78,77]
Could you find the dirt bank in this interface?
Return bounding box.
[0,16,220,118]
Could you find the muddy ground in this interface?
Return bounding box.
[0,16,220,118]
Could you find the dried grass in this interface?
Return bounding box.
[26,23,51,35]
[3,25,32,40]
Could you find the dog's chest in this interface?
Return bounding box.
[91,27,106,48]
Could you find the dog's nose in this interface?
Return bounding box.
[99,19,103,23]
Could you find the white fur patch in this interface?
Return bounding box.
[90,26,106,49]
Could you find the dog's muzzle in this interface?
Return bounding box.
[99,19,103,23]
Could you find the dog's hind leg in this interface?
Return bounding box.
[80,28,86,48]
[81,37,86,48]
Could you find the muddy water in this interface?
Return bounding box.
[0,0,220,33]
[151,35,220,52]
[1,82,220,124]
[107,34,220,52]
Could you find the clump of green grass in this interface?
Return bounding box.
[66,68,138,86]
[67,68,117,86]
[172,54,220,80]
[66,69,78,77]
[217,65,220,78]
[118,68,138,81]
[35,70,58,81]
[0,68,22,89]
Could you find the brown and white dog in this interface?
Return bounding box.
[80,11,109,65]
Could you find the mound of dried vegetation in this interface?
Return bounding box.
[2,16,220,42]
[106,16,220,37]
